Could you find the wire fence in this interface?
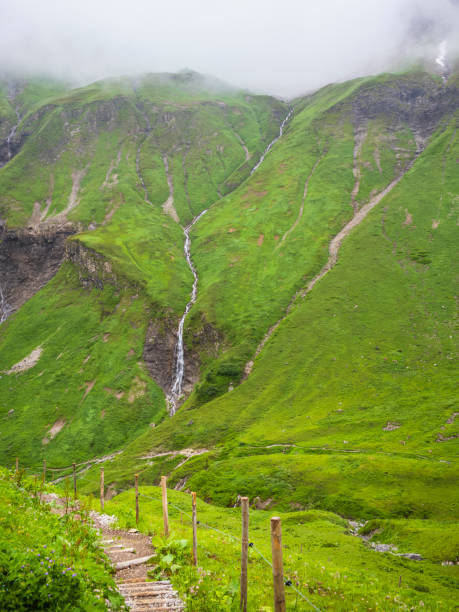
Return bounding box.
[140,490,321,611]
[12,459,321,611]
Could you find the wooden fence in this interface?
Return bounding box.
[13,457,319,612]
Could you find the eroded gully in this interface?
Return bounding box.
[136,106,294,414]
[244,130,424,377]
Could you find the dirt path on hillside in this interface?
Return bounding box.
[57,167,89,219]
[244,147,421,378]
[42,493,185,611]
[233,131,250,161]
[162,155,180,223]
[300,161,416,297]
[350,129,366,213]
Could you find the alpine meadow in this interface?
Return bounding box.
[0,29,458,612]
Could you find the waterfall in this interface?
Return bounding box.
[167,209,208,415]
[250,106,293,175]
[436,40,448,82]
[165,104,293,413]
[0,282,11,324]
[5,107,22,162]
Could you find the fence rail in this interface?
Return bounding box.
[12,457,321,612]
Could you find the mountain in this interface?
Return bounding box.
[0,71,286,464]
[0,68,457,529]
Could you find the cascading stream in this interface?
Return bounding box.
[6,106,22,163]
[166,105,293,413]
[250,106,293,175]
[436,40,448,82]
[0,282,11,324]
[167,209,207,415]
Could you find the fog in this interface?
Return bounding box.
[1,0,459,97]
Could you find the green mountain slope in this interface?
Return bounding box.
[0,72,285,465]
[64,71,459,524]
[0,69,457,526]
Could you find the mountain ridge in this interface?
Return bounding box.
[0,68,457,528]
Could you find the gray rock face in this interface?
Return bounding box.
[343,73,459,142]
[143,318,200,399]
[0,225,74,321]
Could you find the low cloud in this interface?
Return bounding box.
[1,0,458,96]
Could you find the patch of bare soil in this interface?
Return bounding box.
[162,155,180,223]
[6,347,42,374]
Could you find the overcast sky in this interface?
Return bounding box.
[1,0,459,97]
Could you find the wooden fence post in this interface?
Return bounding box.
[15,457,19,473]
[42,459,46,485]
[135,474,139,525]
[100,467,104,511]
[192,492,198,566]
[65,477,69,515]
[240,497,249,612]
[161,475,169,537]
[72,463,77,499]
[271,517,286,612]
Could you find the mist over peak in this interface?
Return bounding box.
[0,0,458,96]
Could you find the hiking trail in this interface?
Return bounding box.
[42,493,185,611]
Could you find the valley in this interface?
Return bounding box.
[0,67,458,609]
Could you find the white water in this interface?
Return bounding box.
[166,105,294,410]
[436,40,448,81]
[5,107,21,162]
[167,209,208,415]
[164,105,294,412]
[250,106,293,175]
[0,282,11,324]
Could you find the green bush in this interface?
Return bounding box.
[0,469,125,610]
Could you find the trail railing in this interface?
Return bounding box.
[13,457,321,612]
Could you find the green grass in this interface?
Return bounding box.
[180,74,433,405]
[73,77,459,524]
[0,71,285,466]
[0,263,166,467]
[359,519,459,563]
[0,72,285,228]
[0,468,123,610]
[1,69,457,532]
[80,484,459,610]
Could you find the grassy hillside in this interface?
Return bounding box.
[72,75,458,524]
[1,70,457,519]
[0,72,286,466]
[0,72,286,228]
[180,71,448,404]
[0,263,167,466]
[1,67,458,609]
[80,485,458,611]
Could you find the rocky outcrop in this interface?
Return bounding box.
[343,73,459,141]
[0,224,75,320]
[65,240,122,290]
[143,318,200,398]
